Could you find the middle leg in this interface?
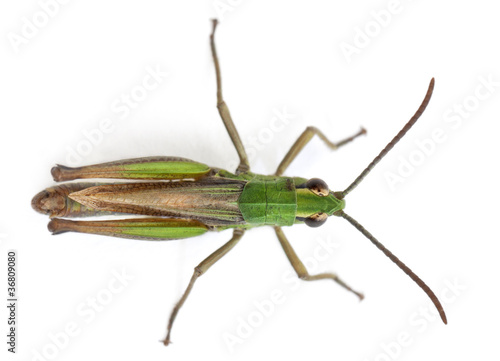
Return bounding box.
[210,19,250,174]
[162,228,245,346]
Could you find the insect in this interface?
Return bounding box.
[32,19,446,346]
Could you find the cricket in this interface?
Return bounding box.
[32,19,447,345]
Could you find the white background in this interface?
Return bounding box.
[1,1,499,360]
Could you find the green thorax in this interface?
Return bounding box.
[238,177,297,226]
[225,170,345,227]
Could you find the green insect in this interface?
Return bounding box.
[32,20,446,346]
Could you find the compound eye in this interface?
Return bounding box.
[304,212,328,227]
[306,178,329,196]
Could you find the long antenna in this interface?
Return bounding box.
[341,78,435,198]
[339,210,447,324]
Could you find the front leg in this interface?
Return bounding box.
[210,19,250,174]
[274,226,364,300]
[275,127,366,176]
